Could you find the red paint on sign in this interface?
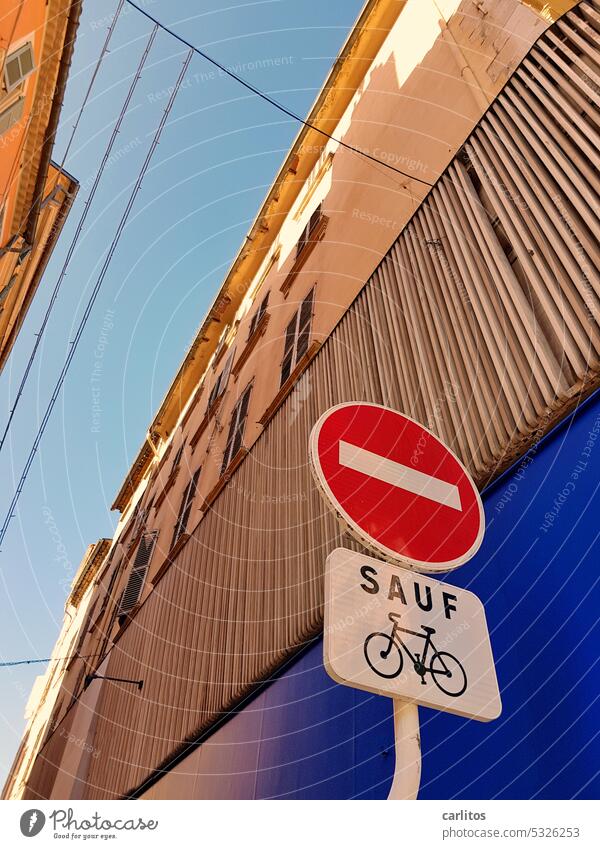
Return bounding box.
[309,403,484,571]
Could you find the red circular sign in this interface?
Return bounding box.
[309,403,484,572]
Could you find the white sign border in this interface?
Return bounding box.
[323,547,502,722]
[309,401,485,573]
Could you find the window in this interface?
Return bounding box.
[280,288,314,386]
[296,204,322,259]
[247,293,269,339]
[4,43,34,92]
[171,468,201,549]
[132,497,153,538]
[171,442,185,474]
[208,348,234,410]
[118,531,158,616]
[221,384,252,474]
[0,96,24,136]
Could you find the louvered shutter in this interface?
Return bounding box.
[208,349,234,410]
[208,377,220,409]
[171,443,184,473]
[280,316,297,386]
[0,97,24,136]
[296,203,322,258]
[118,532,157,614]
[296,288,314,362]
[248,293,269,339]
[248,313,257,339]
[222,417,236,474]
[221,384,252,474]
[172,469,200,548]
[231,384,252,459]
[308,203,322,237]
[221,348,234,386]
[296,221,309,258]
[4,43,34,91]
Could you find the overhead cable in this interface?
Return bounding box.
[0,0,130,455]
[123,0,434,188]
[0,50,194,549]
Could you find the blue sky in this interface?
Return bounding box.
[0,0,364,785]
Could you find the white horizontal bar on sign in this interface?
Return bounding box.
[338,440,462,511]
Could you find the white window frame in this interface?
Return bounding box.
[4,42,35,93]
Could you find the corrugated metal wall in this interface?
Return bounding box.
[25,0,600,800]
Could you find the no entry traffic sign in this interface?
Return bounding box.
[309,403,484,572]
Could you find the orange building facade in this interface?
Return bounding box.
[5,0,599,800]
[0,0,80,374]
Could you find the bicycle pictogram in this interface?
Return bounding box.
[364,612,467,697]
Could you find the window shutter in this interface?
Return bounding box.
[257,293,269,322]
[208,378,220,410]
[296,222,309,258]
[221,384,252,474]
[208,349,234,410]
[296,203,322,258]
[232,385,252,458]
[118,532,158,614]
[280,316,297,386]
[4,43,34,91]
[171,443,184,473]
[221,348,234,385]
[280,288,314,386]
[133,498,153,537]
[172,468,200,548]
[308,203,322,235]
[247,294,269,339]
[296,288,314,362]
[0,97,24,136]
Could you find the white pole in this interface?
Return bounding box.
[387,699,421,800]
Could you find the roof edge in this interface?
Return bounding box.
[112,0,401,512]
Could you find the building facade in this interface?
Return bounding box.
[5,0,600,799]
[0,0,80,374]
[2,540,110,800]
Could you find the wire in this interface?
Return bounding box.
[123,0,434,188]
[0,654,97,669]
[0,50,194,550]
[0,1,128,456]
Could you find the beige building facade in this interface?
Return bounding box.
[2,540,109,800]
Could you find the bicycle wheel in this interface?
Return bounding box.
[430,651,467,697]
[364,632,403,679]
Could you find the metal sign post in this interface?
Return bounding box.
[310,403,499,800]
[388,700,421,800]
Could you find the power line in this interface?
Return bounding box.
[0,654,97,669]
[123,0,434,188]
[0,50,194,550]
[0,1,128,456]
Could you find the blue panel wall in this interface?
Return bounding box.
[190,392,600,799]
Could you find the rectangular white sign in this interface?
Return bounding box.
[324,548,502,721]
